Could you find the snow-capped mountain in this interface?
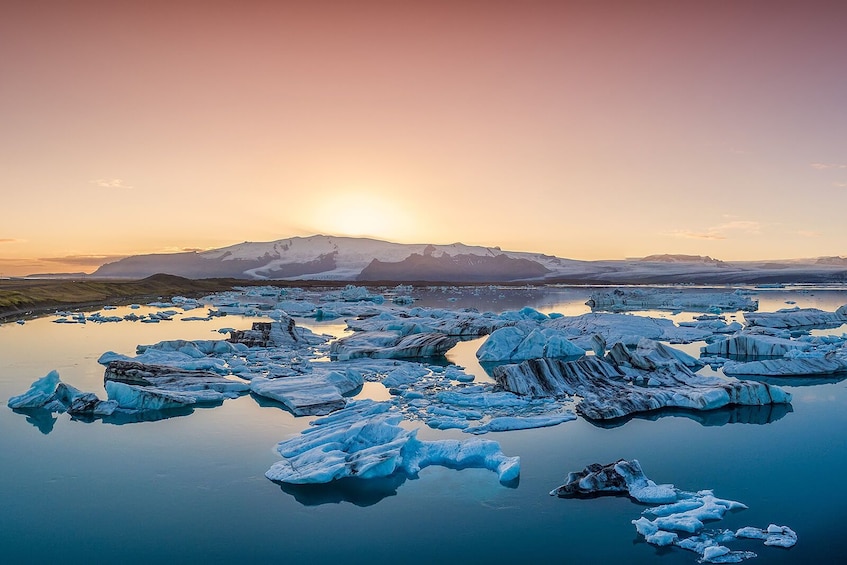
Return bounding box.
[90,235,847,284]
[92,235,580,282]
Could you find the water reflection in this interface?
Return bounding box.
[587,402,793,429]
[736,373,847,388]
[12,408,57,434]
[274,475,407,507]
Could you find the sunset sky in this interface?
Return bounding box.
[2,0,846,276]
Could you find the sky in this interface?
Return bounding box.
[1,0,846,276]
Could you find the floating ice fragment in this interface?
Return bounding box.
[265,400,520,486]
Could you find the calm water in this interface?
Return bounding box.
[1,286,846,564]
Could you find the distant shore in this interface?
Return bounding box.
[0,274,287,323]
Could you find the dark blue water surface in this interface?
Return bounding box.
[1,286,846,564]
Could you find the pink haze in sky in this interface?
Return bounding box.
[1,0,846,275]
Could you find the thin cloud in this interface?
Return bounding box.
[668,230,727,240]
[91,178,133,189]
[667,219,761,241]
[810,163,847,170]
[38,254,127,266]
[834,182,847,188]
[797,230,822,238]
[0,238,17,243]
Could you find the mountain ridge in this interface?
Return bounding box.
[84,235,847,284]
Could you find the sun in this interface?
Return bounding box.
[310,191,411,240]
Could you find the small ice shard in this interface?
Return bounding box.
[736,525,797,548]
[265,399,519,485]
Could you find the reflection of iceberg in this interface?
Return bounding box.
[101,406,196,425]
[11,408,58,434]
[588,403,793,429]
[733,373,847,388]
[275,475,407,507]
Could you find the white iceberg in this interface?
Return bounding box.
[249,368,364,416]
[493,355,791,420]
[265,400,520,485]
[475,325,585,362]
[587,288,757,312]
[744,305,847,329]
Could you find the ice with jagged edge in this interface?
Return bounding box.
[265,399,520,485]
[551,459,796,563]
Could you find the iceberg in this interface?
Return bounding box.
[475,325,585,362]
[493,355,791,421]
[587,288,757,312]
[550,459,677,503]
[249,368,364,416]
[723,355,847,377]
[8,371,117,416]
[265,400,520,485]
[330,331,459,360]
[105,380,201,411]
[554,459,796,563]
[7,371,66,411]
[744,305,847,329]
[544,312,711,348]
[701,333,811,358]
[104,360,249,400]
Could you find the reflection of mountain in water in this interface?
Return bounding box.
[587,402,793,429]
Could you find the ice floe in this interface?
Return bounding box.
[8,371,118,416]
[587,288,758,313]
[553,459,796,563]
[493,348,791,420]
[475,325,585,362]
[744,304,847,329]
[249,368,364,416]
[265,399,520,485]
[330,331,459,360]
[544,312,711,348]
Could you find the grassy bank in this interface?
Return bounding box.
[0,274,251,322]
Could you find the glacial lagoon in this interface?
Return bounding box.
[2,285,846,564]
